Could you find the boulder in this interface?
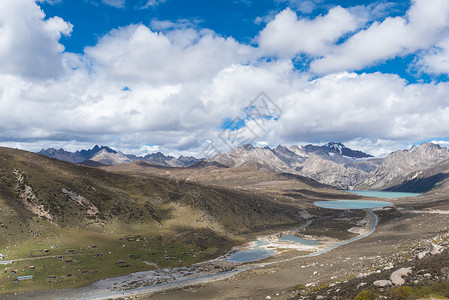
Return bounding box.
[374,280,392,287]
[390,267,412,286]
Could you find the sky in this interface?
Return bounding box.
[1,0,449,157]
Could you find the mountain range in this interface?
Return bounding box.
[39,146,202,168]
[208,142,449,191]
[38,142,449,192]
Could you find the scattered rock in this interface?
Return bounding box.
[417,251,428,259]
[424,273,431,278]
[428,243,444,255]
[390,267,412,286]
[418,243,445,259]
[305,282,317,287]
[374,280,392,287]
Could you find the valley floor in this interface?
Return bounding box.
[7,194,449,300]
[144,196,449,299]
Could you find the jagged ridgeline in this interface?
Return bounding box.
[0,147,303,250]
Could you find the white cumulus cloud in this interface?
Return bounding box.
[0,0,73,79]
[417,38,449,75]
[2,0,449,157]
[310,0,449,74]
[85,24,256,84]
[258,7,360,58]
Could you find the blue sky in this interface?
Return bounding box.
[1,0,449,157]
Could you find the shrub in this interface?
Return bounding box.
[390,286,414,300]
[355,290,376,300]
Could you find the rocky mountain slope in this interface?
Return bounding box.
[208,142,377,189]
[355,143,449,191]
[208,142,449,191]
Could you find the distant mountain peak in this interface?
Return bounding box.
[275,145,289,151]
[38,145,117,164]
[240,144,255,151]
[90,149,132,165]
[322,142,373,158]
[325,142,344,147]
[325,142,344,153]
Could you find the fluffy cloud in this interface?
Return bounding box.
[311,0,449,73]
[417,38,449,75]
[267,72,449,147]
[258,7,360,58]
[0,0,72,79]
[2,0,449,158]
[85,24,256,83]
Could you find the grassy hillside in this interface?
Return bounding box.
[101,160,335,195]
[0,147,306,294]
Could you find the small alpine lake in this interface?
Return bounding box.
[347,190,422,198]
[314,190,421,209]
[314,200,393,209]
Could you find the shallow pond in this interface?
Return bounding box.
[226,240,274,263]
[226,235,318,263]
[278,235,319,245]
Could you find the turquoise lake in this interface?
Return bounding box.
[314,200,393,209]
[347,190,422,198]
[314,190,421,209]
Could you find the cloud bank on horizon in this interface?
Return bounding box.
[1,0,449,157]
